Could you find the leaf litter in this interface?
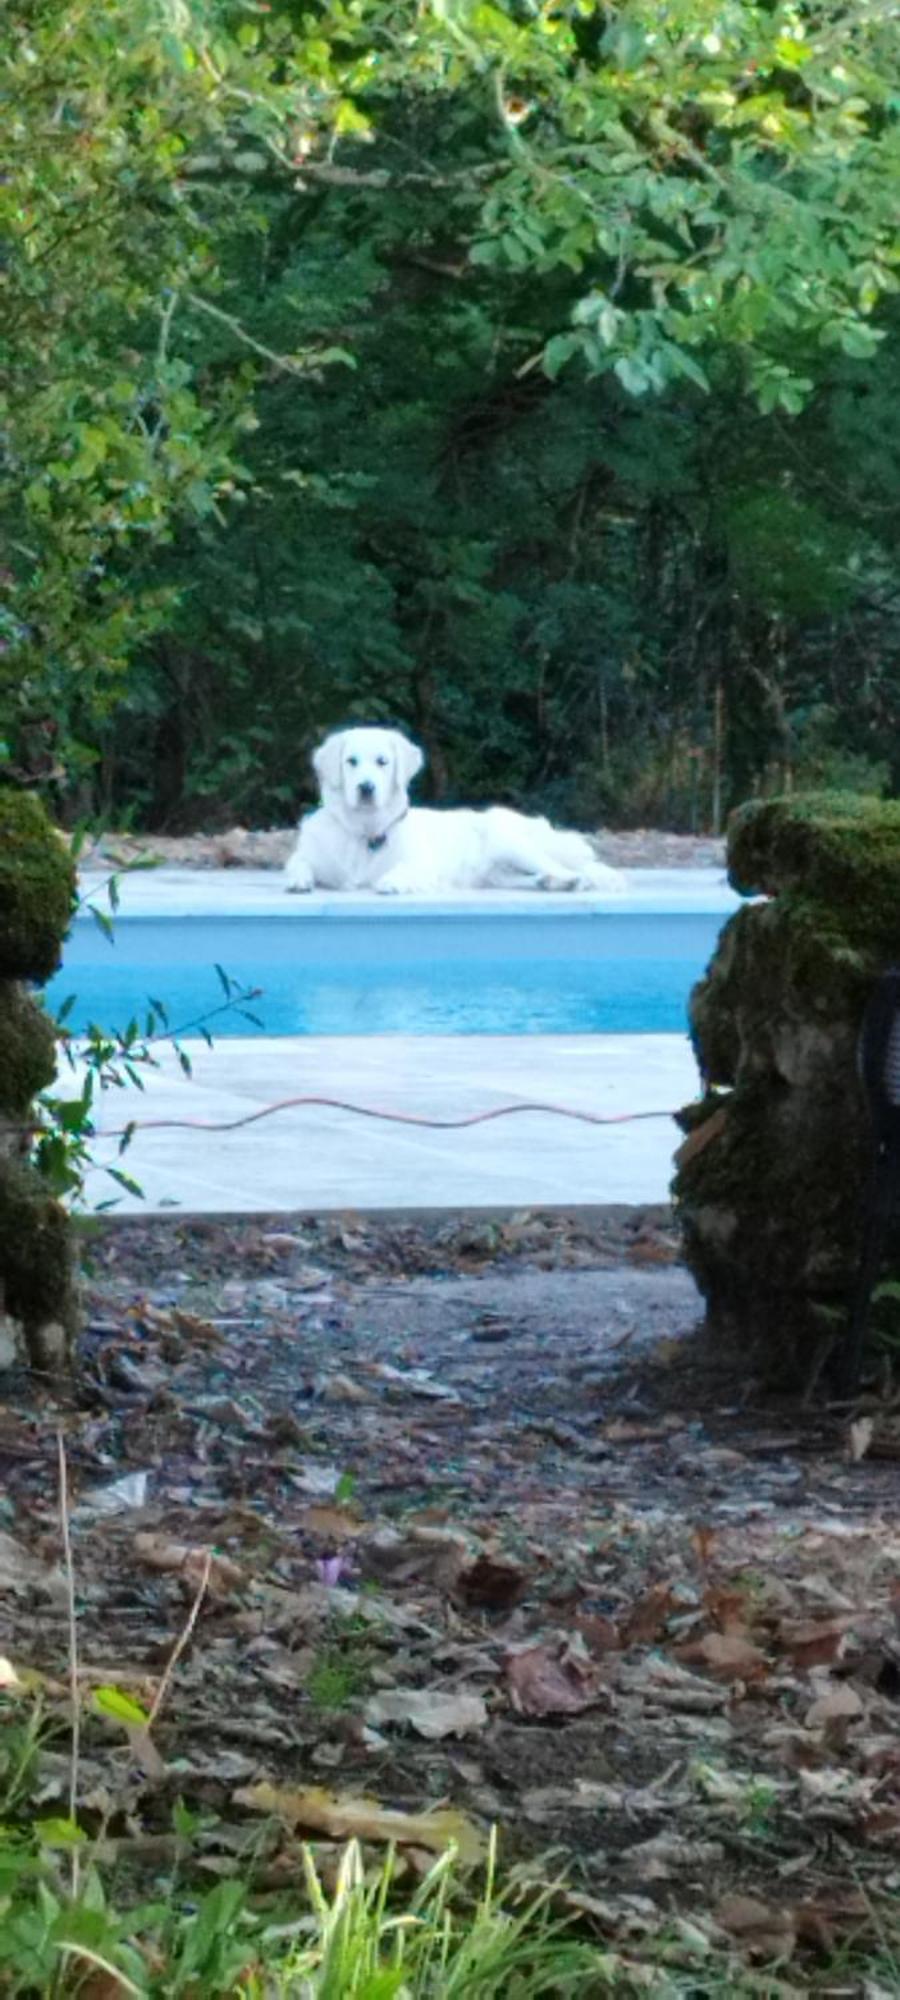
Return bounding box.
[3,1206,900,1981]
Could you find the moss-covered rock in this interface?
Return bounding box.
[0,791,76,981]
[675,793,900,1386]
[0,983,58,1115]
[0,1157,78,1370]
[729,792,900,929]
[0,791,79,1370]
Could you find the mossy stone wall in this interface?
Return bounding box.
[674,794,900,1385]
[0,794,78,1370]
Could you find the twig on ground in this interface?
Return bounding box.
[57,1431,81,1899]
[147,1551,212,1728]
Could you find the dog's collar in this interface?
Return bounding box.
[366,806,409,853]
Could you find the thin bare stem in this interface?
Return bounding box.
[147,1551,212,1728]
[57,1432,81,1899]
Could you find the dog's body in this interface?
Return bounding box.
[285,726,626,896]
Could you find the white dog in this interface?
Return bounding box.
[284,726,625,895]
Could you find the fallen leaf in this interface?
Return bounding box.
[677,1631,769,1682]
[778,1615,856,1670]
[505,1641,602,1717]
[627,1834,725,1882]
[703,1586,755,1634]
[0,1531,50,1595]
[133,1533,243,1598]
[804,1683,864,1731]
[76,1471,150,1517]
[673,1107,728,1170]
[172,1308,226,1343]
[297,1505,363,1543]
[692,1526,718,1566]
[575,1613,620,1658]
[454,1554,526,1613]
[358,1526,469,1593]
[848,1417,874,1463]
[364,1688,488,1740]
[313,1373,369,1405]
[233,1782,485,1863]
[372,1363,461,1402]
[602,1417,681,1444]
[715,1892,796,1960]
[621,1582,674,1646]
[792,1890,869,1951]
[289,1462,345,1498]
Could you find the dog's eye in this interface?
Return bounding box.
[346,755,358,768]
[376,756,388,768]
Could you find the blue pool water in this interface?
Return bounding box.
[46,909,722,1037]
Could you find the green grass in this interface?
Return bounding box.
[0,1827,623,1996]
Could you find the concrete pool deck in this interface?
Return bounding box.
[74,866,738,1214]
[79,864,739,921]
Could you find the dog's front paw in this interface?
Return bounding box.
[284,868,315,894]
[376,868,431,895]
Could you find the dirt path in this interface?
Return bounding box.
[3,1209,899,1983]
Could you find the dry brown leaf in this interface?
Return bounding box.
[314,1373,369,1405]
[602,1417,681,1444]
[673,1106,728,1170]
[233,1782,485,1863]
[358,1525,469,1593]
[715,1892,796,1960]
[861,1804,900,1842]
[73,1974,140,1999]
[626,1834,724,1882]
[454,1553,526,1613]
[133,1533,243,1598]
[364,1687,488,1740]
[621,1582,674,1647]
[505,1641,601,1717]
[804,1682,864,1731]
[692,1525,718,1567]
[0,1530,51,1596]
[703,1586,754,1635]
[792,1890,869,1951]
[677,1631,769,1682]
[575,1613,620,1658]
[171,1308,225,1344]
[297,1505,363,1543]
[778,1615,856,1670]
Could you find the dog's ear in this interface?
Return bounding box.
[312,731,345,793]
[394,732,425,789]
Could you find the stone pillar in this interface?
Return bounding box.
[673,794,900,1385]
[0,792,79,1370]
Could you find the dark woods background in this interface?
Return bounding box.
[5,3,899,836]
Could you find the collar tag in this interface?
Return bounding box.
[364,806,409,855]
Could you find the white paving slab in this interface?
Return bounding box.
[67,867,727,1214]
[81,1031,700,1214]
[78,865,740,920]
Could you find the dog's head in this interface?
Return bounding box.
[312,727,424,815]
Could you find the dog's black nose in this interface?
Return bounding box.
[358,780,376,800]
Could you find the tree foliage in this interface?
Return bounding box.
[2,0,899,825]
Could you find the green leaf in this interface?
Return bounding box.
[90,906,115,944]
[34,1817,87,1849]
[93,1684,151,1727]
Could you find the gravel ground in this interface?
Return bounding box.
[78,826,727,872]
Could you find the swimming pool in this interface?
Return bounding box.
[47,902,728,1037]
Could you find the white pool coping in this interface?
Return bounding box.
[77,864,741,921]
[70,866,728,1215]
